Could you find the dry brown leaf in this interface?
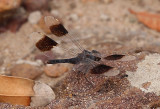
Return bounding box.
[0,75,55,106]
[0,75,34,106]
[0,96,31,106]
[0,0,21,12]
[0,75,35,97]
[129,9,160,32]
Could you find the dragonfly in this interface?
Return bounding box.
[34,16,116,74]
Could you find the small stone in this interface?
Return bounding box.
[44,64,69,77]
[51,10,59,17]
[10,64,42,79]
[31,81,55,106]
[67,14,79,21]
[103,0,112,4]
[100,14,110,21]
[28,11,42,24]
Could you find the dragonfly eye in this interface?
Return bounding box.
[86,54,101,61]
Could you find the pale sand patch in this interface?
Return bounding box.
[126,54,160,95]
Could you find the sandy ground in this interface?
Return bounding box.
[1,0,160,107]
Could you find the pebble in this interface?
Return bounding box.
[100,14,110,21]
[51,10,59,17]
[28,11,42,24]
[67,14,79,21]
[103,0,112,4]
[44,64,69,77]
[10,64,42,79]
[16,59,43,66]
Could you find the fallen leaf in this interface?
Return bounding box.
[0,75,34,106]
[0,75,55,106]
[129,9,160,32]
[0,0,21,12]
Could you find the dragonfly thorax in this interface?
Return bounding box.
[76,50,101,63]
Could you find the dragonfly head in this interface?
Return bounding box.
[82,50,101,62]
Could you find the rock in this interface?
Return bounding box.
[51,10,59,17]
[30,81,55,106]
[10,64,42,79]
[100,14,110,21]
[16,59,42,66]
[103,0,112,4]
[44,64,69,77]
[67,14,79,21]
[28,11,42,24]
[22,0,49,12]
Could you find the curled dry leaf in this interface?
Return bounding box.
[0,75,34,106]
[0,75,55,106]
[0,0,22,24]
[0,0,21,12]
[129,9,160,32]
